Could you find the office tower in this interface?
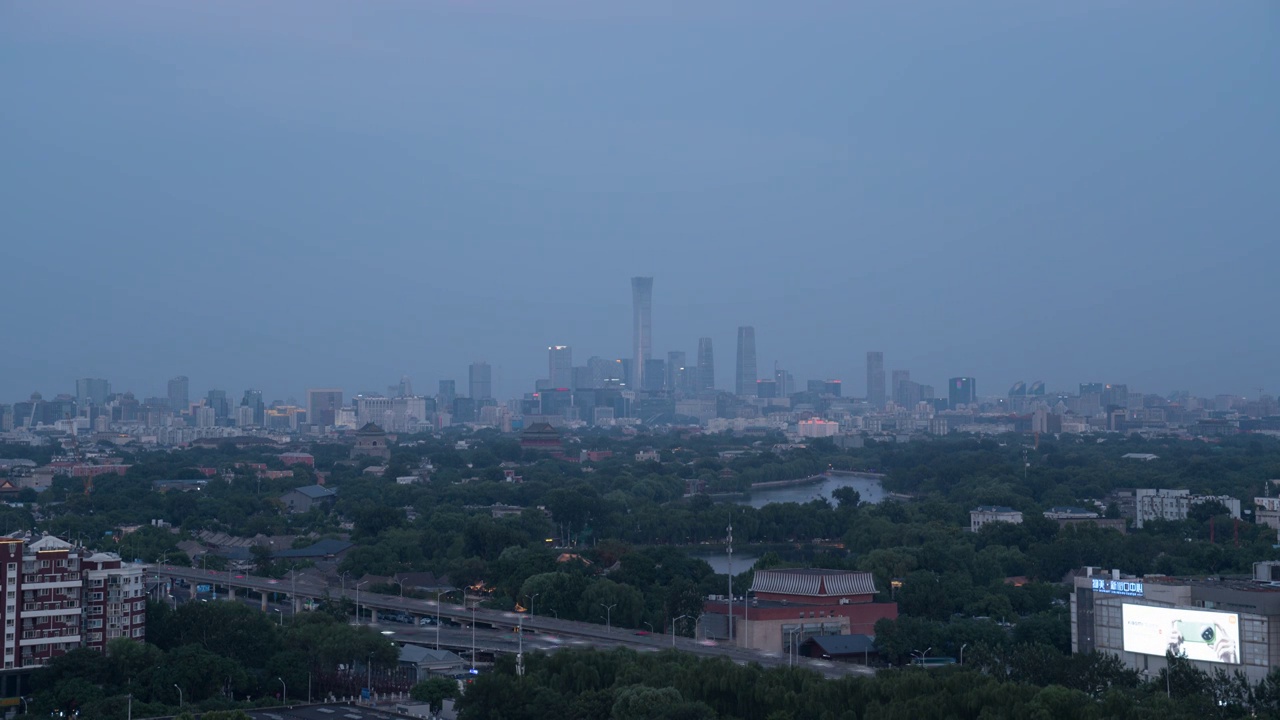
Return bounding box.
[866,352,885,408]
[667,351,687,393]
[75,378,110,407]
[696,337,715,392]
[206,389,230,420]
[1029,381,1045,396]
[735,326,757,396]
[587,356,611,389]
[774,365,794,397]
[632,277,653,393]
[241,389,265,425]
[891,370,910,406]
[388,376,413,398]
[1102,384,1129,409]
[549,345,573,388]
[756,379,778,399]
[469,362,493,401]
[167,376,189,413]
[1079,382,1105,396]
[306,388,343,427]
[438,380,456,410]
[948,377,976,409]
[1009,381,1027,397]
[643,359,666,393]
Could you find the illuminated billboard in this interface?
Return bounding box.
[1122,604,1240,664]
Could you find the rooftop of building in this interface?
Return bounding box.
[284,484,336,499]
[752,568,877,596]
[972,505,1021,513]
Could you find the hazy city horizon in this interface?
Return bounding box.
[3,2,1277,401]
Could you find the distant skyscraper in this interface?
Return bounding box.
[75,378,110,407]
[306,388,343,427]
[438,380,456,411]
[891,370,910,406]
[632,277,653,392]
[866,352,885,408]
[388,376,413,398]
[167,376,189,413]
[469,362,493,401]
[206,389,230,420]
[667,351,686,393]
[735,326,757,396]
[948,377,976,409]
[696,337,715,392]
[549,345,573,388]
[241,389,265,425]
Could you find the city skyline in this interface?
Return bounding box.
[2,3,1276,402]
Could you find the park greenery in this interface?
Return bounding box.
[457,646,1280,720]
[16,600,397,719]
[6,430,1280,716]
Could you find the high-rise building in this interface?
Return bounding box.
[1009,381,1027,397]
[469,362,493,401]
[866,352,885,408]
[948,377,976,409]
[890,370,911,406]
[696,337,715,392]
[75,378,110,408]
[167,376,189,414]
[0,534,147,668]
[306,389,343,428]
[632,277,653,393]
[756,379,778,399]
[240,389,265,425]
[206,390,230,420]
[643,359,666,393]
[736,326,757,396]
[549,346,573,388]
[667,351,687,393]
[388,376,413,398]
[438,380,457,412]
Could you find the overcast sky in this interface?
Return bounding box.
[2,1,1277,403]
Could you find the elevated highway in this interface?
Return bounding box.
[152,565,873,679]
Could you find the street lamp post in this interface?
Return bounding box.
[278,676,287,703]
[786,628,797,668]
[174,684,184,708]
[673,614,692,647]
[341,571,350,594]
[960,643,969,665]
[356,580,369,625]
[525,592,540,618]
[366,652,373,698]
[273,608,283,626]
[910,647,932,667]
[599,602,617,632]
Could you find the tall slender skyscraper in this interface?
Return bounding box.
[866,352,885,408]
[548,346,573,388]
[735,326,757,396]
[631,277,653,392]
[469,362,493,401]
[696,337,715,392]
[167,376,189,413]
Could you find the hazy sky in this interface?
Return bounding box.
[2,1,1277,403]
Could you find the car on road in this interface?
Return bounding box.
[633,630,650,636]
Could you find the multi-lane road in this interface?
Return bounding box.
[152,565,873,680]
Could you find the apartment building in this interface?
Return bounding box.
[0,534,145,669]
